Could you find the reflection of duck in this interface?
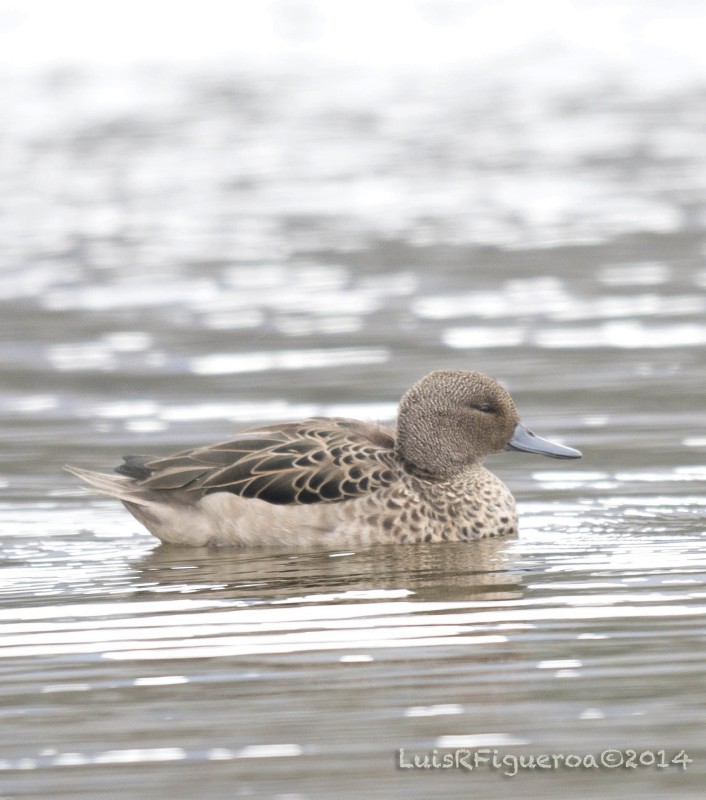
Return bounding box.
[132,538,525,604]
[67,370,580,547]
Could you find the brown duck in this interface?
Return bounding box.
[66,369,581,547]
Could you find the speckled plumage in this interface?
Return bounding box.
[66,369,581,547]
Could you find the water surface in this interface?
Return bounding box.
[1,3,706,798]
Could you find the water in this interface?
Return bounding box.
[2,2,706,798]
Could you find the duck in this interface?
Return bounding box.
[66,369,581,547]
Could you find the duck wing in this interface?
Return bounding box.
[116,417,397,505]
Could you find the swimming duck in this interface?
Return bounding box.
[66,369,581,547]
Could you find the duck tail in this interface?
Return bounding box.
[64,465,152,506]
[65,464,233,545]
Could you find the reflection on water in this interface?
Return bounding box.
[2,1,706,798]
[1,515,705,798]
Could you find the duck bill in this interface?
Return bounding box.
[506,423,582,459]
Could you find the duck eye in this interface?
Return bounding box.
[473,403,495,414]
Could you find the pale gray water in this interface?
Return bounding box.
[1,2,706,798]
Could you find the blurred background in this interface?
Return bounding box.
[1,2,705,799]
[1,0,705,475]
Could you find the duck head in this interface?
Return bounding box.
[395,369,581,480]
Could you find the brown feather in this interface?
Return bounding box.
[124,417,397,505]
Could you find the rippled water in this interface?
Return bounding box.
[2,2,706,798]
